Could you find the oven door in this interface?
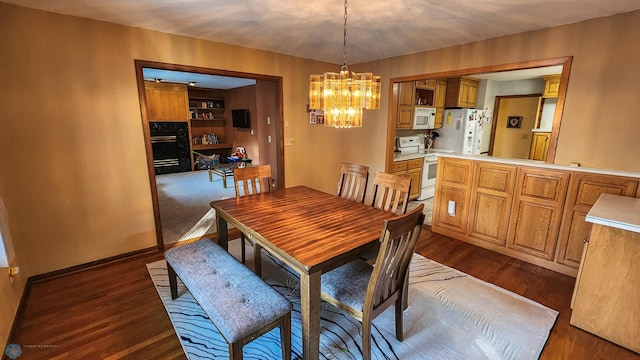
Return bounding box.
[419,157,438,200]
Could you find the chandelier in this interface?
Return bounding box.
[308,0,381,128]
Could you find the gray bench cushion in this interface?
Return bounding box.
[164,239,292,343]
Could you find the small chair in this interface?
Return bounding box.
[368,172,412,215]
[232,164,272,276]
[321,204,425,360]
[337,162,369,203]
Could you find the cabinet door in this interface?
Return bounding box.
[398,82,415,106]
[145,82,189,121]
[408,168,421,200]
[556,173,637,268]
[506,167,569,260]
[542,75,561,98]
[468,162,516,245]
[570,224,640,353]
[435,80,447,108]
[529,132,550,160]
[397,107,413,128]
[432,158,473,234]
[434,108,444,129]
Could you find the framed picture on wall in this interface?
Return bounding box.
[507,116,522,128]
[309,109,324,124]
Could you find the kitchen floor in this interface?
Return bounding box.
[408,197,434,226]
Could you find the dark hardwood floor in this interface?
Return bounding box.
[9,227,640,359]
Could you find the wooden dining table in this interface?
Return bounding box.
[210,185,395,360]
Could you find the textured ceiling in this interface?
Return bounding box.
[5,0,640,65]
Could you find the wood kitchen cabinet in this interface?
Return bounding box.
[556,173,637,268]
[542,74,561,98]
[529,132,550,161]
[396,81,414,129]
[506,167,569,260]
[432,155,640,277]
[391,158,422,200]
[145,82,190,121]
[445,77,480,108]
[432,157,473,235]
[434,80,447,128]
[467,162,516,246]
[570,194,640,353]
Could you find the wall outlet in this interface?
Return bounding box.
[285,138,295,146]
[447,200,456,216]
[268,135,272,143]
[266,116,271,125]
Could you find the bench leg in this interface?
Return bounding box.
[281,312,291,360]
[240,234,246,263]
[229,341,243,360]
[254,244,262,278]
[167,263,179,300]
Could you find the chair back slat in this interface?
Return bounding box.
[364,204,424,313]
[369,172,411,215]
[233,165,272,198]
[337,162,369,203]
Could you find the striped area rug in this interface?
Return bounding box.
[147,241,557,359]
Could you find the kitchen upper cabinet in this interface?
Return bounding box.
[542,75,561,98]
[556,173,637,268]
[432,157,473,235]
[145,82,189,121]
[445,77,480,108]
[396,81,414,128]
[467,162,517,246]
[506,167,569,260]
[434,80,447,128]
[529,132,550,161]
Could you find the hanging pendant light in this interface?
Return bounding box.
[309,0,381,128]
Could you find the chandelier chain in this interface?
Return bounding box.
[342,0,348,69]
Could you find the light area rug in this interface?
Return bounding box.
[155,171,236,245]
[147,240,557,359]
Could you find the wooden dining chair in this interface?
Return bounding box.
[320,204,425,360]
[232,164,272,276]
[368,172,412,215]
[336,162,369,203]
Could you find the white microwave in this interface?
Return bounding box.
[413,106,436,129]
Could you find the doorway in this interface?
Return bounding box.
[134,60,284,248]
[489,95,540,159]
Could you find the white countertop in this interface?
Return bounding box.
[586,194,640,233]
[393,148,454,161]
[531,128,552,133]
[436,153,640,179]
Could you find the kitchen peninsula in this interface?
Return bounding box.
[431,153,640,277]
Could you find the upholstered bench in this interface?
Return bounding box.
[164,239,292,360]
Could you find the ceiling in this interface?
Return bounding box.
[5,0,640,65]
[7,1,638,89]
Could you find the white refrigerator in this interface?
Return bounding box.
[436,109,485,155]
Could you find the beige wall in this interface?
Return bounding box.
[1,2,640,346]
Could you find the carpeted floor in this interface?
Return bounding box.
[155,170,236,245]
[148,240,557,360]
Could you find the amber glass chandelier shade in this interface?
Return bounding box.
[309,70,381,128]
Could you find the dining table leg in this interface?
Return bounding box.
[216,215,228,251]
[300,271,321,360]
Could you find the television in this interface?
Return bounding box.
[231,109,250,128]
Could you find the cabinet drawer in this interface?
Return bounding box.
[391,160,408,173]
[408,158,423,169]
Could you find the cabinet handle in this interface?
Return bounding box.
[583,237,589,243]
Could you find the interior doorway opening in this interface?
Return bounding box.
[134,60,284,248]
